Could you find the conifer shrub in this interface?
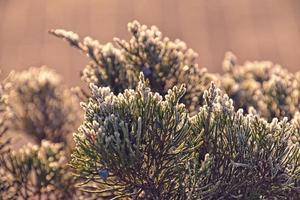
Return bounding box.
[50,21,300,123]
[71,74,196,199]
[50,20,215,112]
[188,83,300,199]
[71,75,300,199]
[0,69,84,200]
[221,52,300,121]
[0,20,299,199]
[0,73,12,199]
[0,141,78,199]
[0,72,11,154]
[8,66,80,144]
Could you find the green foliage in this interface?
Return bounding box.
[72,73,197,199]
[72,75,300,199]
[188,83,300,199]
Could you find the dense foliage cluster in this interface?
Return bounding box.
[0,73,12,199]
[71,75,300,199]
[72,74,194,199]
[0,73,10,154]
[50,21,300,122]
[9,66,80,144]
[0,21,300,199]
[0,141,77,199]
[188,84,300,199]
[0,68,84,199]
[50,21,214,112]
[221,52,300,121]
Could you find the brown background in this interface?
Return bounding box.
[1,0,300,86]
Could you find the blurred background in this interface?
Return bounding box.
[1,0,300,86]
